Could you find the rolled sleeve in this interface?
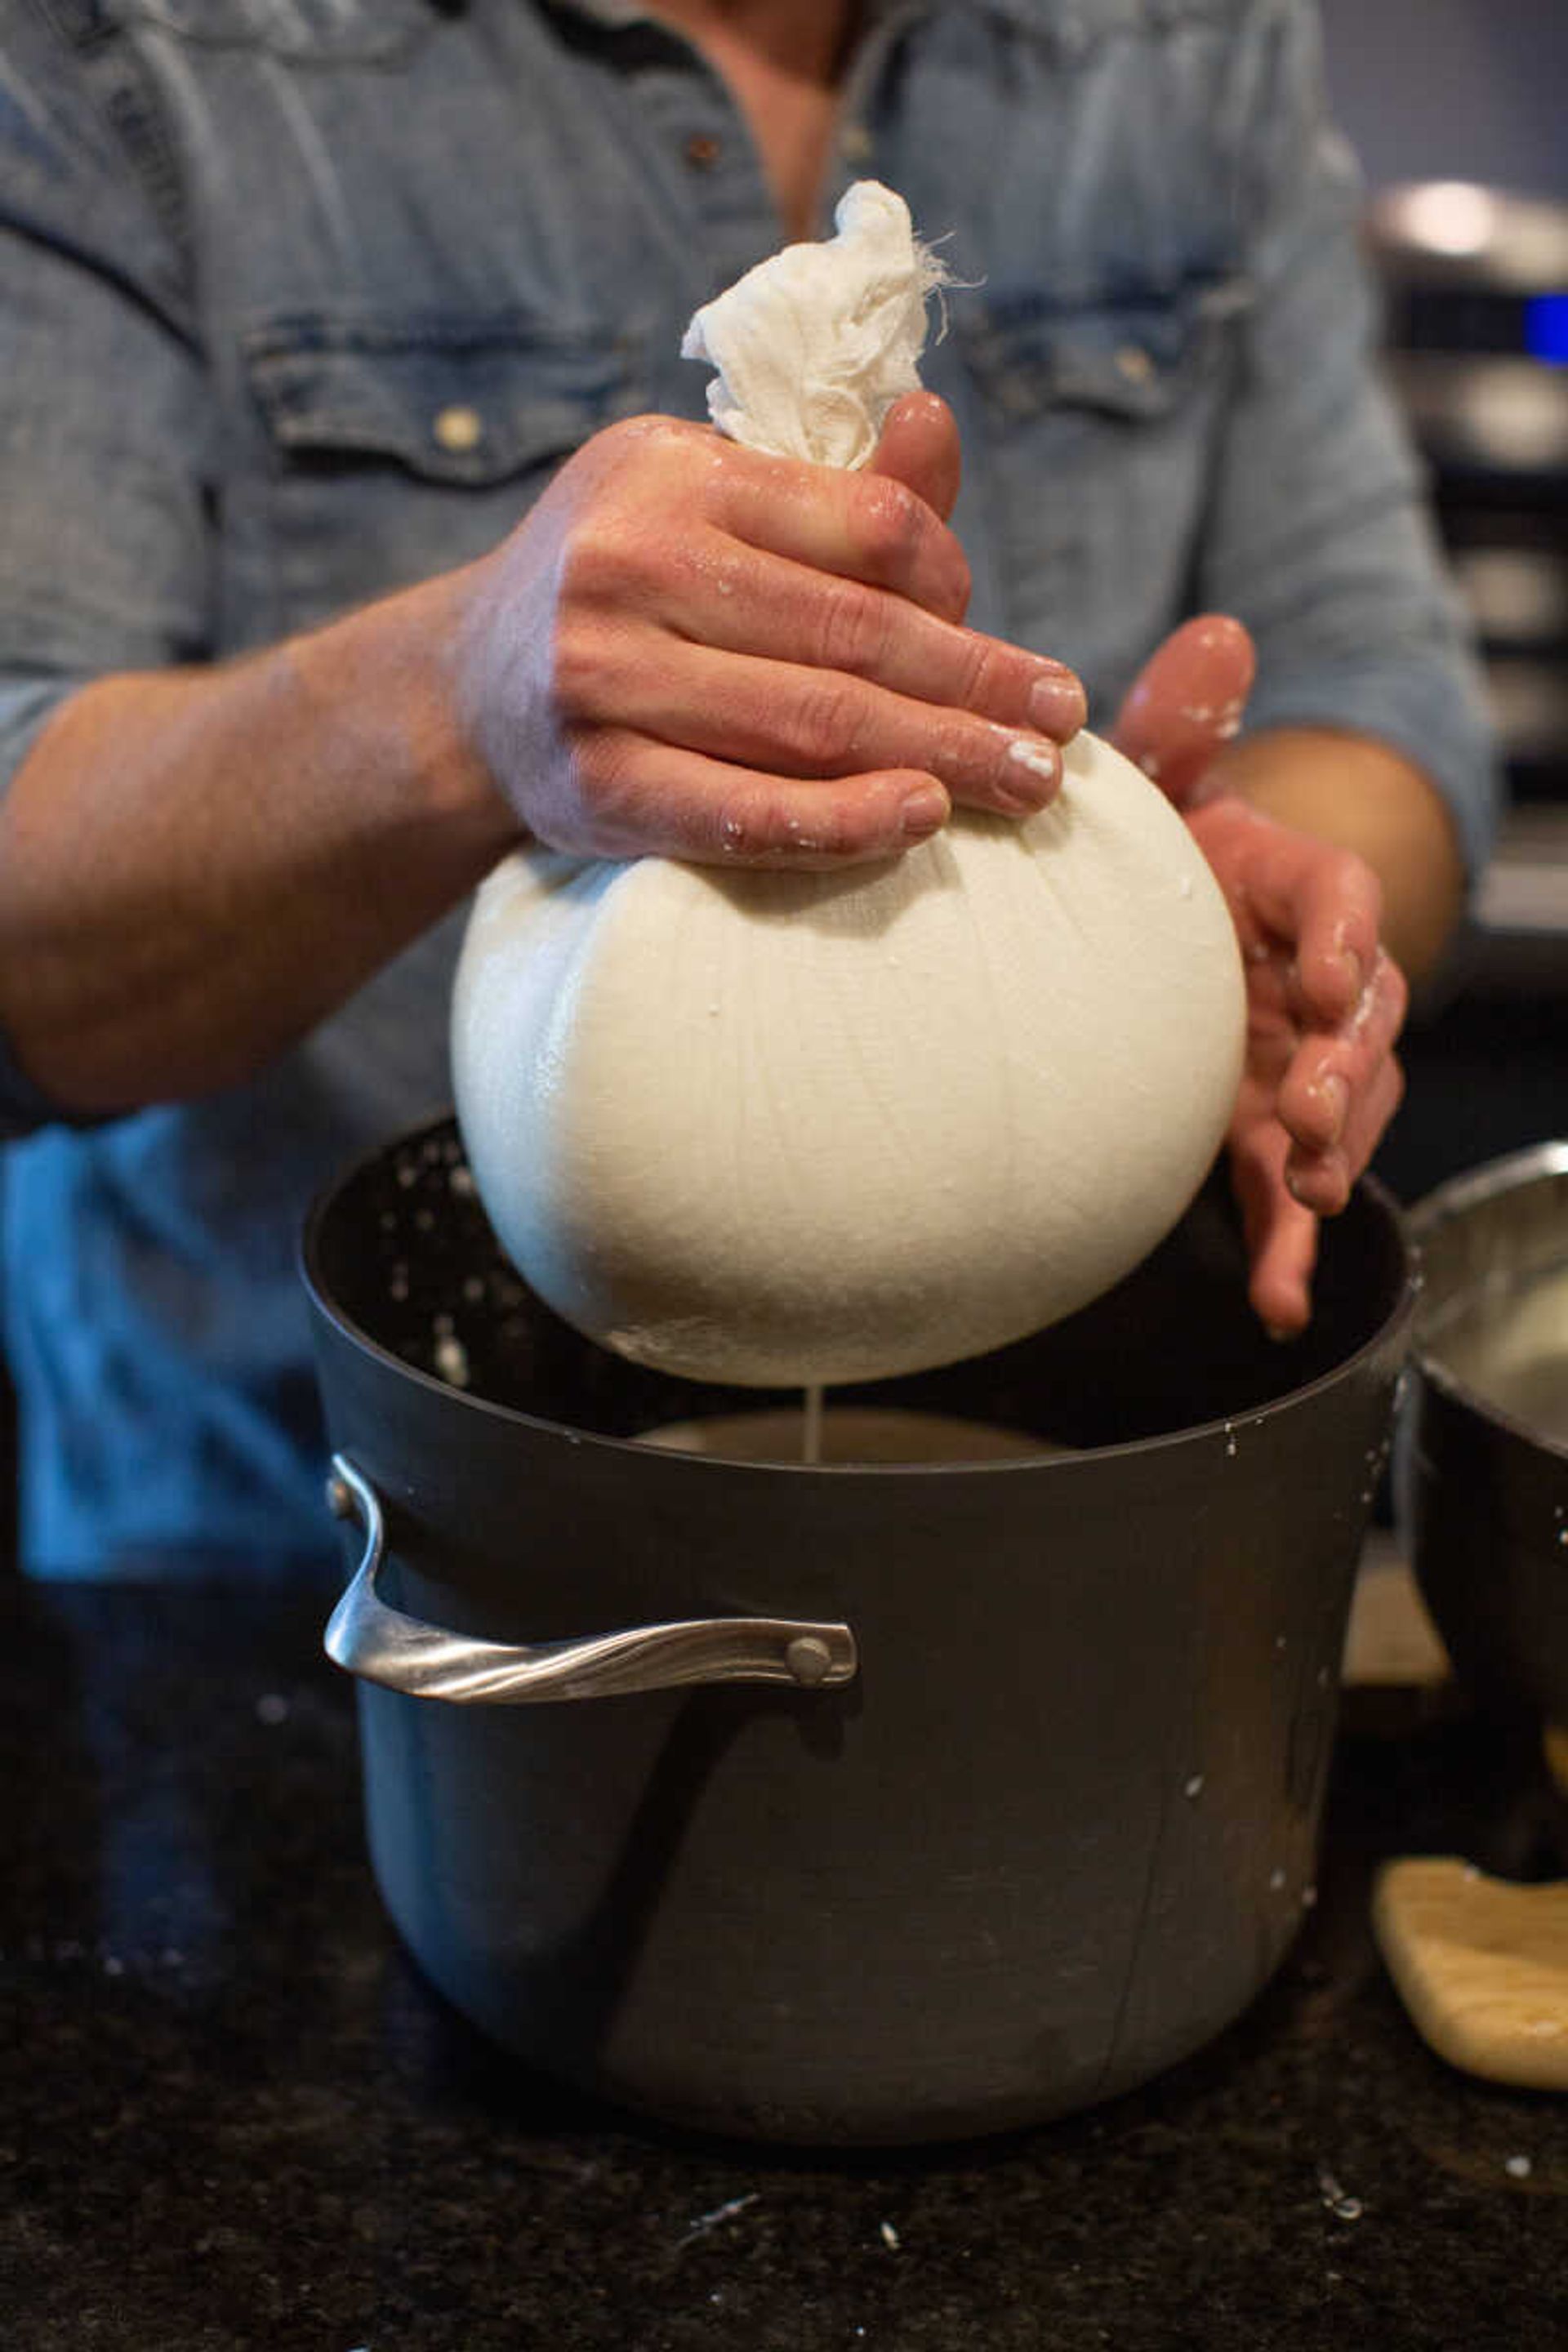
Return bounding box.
[0,20,216,1134]
[1199,0,1500,880]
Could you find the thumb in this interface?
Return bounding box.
[1111,613,1256,808]
[866,390,962,523]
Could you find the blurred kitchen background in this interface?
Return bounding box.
[1319,0,1568,1199]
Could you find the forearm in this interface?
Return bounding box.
[0,566,520,1114]
[0,397,1094,1120]
[1205,724,1466,985]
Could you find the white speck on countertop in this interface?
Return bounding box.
[1506,2154,1534,2179]
[1318,2169,1364,2221]
[880,2220,901,2250]
[674,2192,759,2252]
[256,1692,290,1726]
[1183,1775,1205,1800]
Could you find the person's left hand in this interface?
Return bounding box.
[1113,616,1408,1335]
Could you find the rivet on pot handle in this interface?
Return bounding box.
[322,1454,858,1703]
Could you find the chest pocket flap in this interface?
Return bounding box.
[963,277,1252,425]
[244,315,647,487]
[122,0,431,65]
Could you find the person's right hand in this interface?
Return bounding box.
[451,394,1086,867]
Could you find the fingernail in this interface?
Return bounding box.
[900,783,950,841]
[1002,737,1060,800]
[1028,671,1087,737]
[1263,1321,1298,1344]
[1319,1074,1349,1141]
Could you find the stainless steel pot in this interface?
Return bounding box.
[1401,1141,1568,1722]
[303,1116,1414,2145]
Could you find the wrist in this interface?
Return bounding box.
[286,565,524,869]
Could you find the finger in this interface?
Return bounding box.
[1195,800,1385,1025]
[564,728,951,866]
[655,537,1086,737]
[715,449,973,622]
[1281,857,1388,1029]
[1230,1123,1321,1336]
[1111,613,1256,805]
[1276,951,1408,1157]
[1285,1053,1405,1218]
[1338,1022,1406,1174]
[612,638,1067,816]
[1250,1190,1321,1337]
[866,390,962,523]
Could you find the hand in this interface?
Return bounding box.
[1114,616,1409,1335]
[452,394,1086,866]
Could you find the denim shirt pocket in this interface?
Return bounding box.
[958,277,1250,693]
[235,313,648,638]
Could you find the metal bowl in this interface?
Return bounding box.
[1401,1141,1568,1721]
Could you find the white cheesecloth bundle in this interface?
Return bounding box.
[452,185,1247,1388]
[679,180,948,468]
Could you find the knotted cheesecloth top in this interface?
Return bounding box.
[680,181,949,469]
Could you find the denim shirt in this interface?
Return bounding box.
[0,0,1495,1574]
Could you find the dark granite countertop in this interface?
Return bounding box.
[3,1563,1568,2352]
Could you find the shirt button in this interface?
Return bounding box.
[1115,345,1154,385]
[684,131,722,171]
[840,122,874,163]
[433,403,483,453]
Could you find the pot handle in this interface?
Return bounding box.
[322,1453,858,1704]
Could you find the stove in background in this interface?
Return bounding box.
[1315,0,1568,1205]
[1361,179,1568,1205]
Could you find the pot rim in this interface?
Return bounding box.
[1405,1137,1568,1463]
[299,1114,1419,1477]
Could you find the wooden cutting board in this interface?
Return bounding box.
[1374,1855,1568,2089]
